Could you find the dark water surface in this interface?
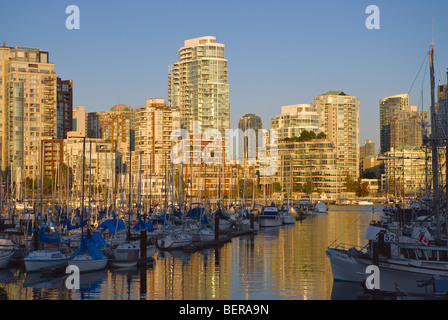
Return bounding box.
[0,205,382,300]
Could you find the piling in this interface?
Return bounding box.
[140,229,147,262]
[214,210,220,243]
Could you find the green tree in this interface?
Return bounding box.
[317,132,327,139]
[357,178,370,197]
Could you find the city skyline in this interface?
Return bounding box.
[1,1,448,152]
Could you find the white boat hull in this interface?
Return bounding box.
[326,247,446,295]
[113,243,156,260]
[69,254,108,273]
[326,248,367,283]
[24,250,69,273]
[157,234,193,249]
[259,216,282,227]
[281,215,296,225]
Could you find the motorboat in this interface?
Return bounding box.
[357,200,374,205]
[259,204,282,227]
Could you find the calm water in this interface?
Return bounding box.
[0,205,382,301]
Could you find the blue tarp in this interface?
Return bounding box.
[38,230,61,244]
[133,219,155,232]
[186,207,208,224]
[38,220,66,244]
[100,218,126,234]
[63,218,88,230]
[71,233,107,259]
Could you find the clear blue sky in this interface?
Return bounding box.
[2,0,448,152]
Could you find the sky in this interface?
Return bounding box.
[1,0,448,152]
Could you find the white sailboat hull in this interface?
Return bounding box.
[69,254,108,273]
[24,250,69,273]
[157,233,193,249]
[113,243,156,260]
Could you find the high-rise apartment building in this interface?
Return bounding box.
[238,113,262,132]
[359,139,376,160]
[168,36,230,138]
[313,91,359,179]
[71,106,88,137]
[134,98,181,175]
[379,94,409,154]
[88,104,134,152]
[270,104,322,141]
[56,77,73,139]
[0,42,57,180]
[383,145,430,197]
[278,138,344,199]
[389,105,428,149]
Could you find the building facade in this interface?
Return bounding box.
[133,98,181,175]
[72,106,88,137]
[313,91,359,179]
[383,145,430,197]
[88,104,134,152]
[270,104,322,141]
[168,36,230,138]
[277,138,344,200]
[389,105,428,150]
[379,94,409,154]
[0,42,57,180]
[56,77,73,139]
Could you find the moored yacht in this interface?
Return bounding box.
[259,204,282,227]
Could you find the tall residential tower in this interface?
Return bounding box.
[0,42,57,179]
[168,36,230,138]
[313,91,360,179]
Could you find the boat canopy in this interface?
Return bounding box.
[133,219,155,232]
[186,207,208,223]
[100,218,126,234]
[71,233,107,259]
[38,220,67,244]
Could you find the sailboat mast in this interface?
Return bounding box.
[429,45,440,242]
[81,137,86,240]
[445,69,448,236]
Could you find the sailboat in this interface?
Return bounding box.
[326,45,448,296]
[68,138,108,273]
[69,231,108,273]
[23,220,69,272]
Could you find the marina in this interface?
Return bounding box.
[1,0,447,307]
[0,204,384,300]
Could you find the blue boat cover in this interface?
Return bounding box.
[39,220,67,244]
[133,219,155,232]
[63,218,88,230]
[71,233,106,259]
[100,218,126,234]
[186,207,208,224]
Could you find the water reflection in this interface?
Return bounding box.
[0,205,383,300]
